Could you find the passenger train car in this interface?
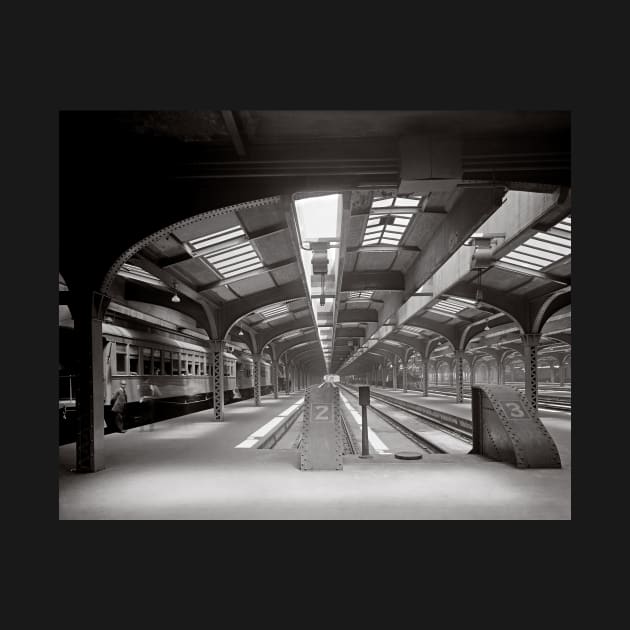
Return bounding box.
[59,321,274,443]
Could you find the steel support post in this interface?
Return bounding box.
[272,360,279,398]
[522,333,541,410]
[253,353,261,406]
[402,366,408,392]
[74,293,107,473]
[392,357,398,390]
[422,360,429,397]
[211,340,225,421]
[455,351,464,403]
[449,361,454,386]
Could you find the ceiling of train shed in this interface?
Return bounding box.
[73,110,571,377]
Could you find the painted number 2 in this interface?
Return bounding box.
[504,402,525,418]
[313,405,330,421]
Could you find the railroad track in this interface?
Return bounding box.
[338,385,452,454]
[341,384,473,446]
[290,410,357,455]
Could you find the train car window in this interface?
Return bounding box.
[116,343,127,374]
[129,345,139,374]
[172,351,179,375]
[187,355,193,376]
[164,351,172,375]
[194,354,200,375]
[143,347,152,375]
[206,361,211,376]
[153,349,161,375]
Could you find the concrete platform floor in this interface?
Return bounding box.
[59,392,571,520]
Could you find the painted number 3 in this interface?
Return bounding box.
[504,402,525,418]
[314,405,330,421]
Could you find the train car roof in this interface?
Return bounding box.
[103,324,215,355]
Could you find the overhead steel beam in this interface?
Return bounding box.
[341,271,405,292]
[337,309,379,323]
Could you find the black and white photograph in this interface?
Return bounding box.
[58,111,571,519]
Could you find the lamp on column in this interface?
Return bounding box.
[171,282,181,303]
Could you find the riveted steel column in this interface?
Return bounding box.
[470,358,476,387]
[422,360,429,397]
[74,292,107,473]
[253,353,261,406]
[211,340,225,421]
[392,356,398,389]
[285,364,291,394]
[272,360,279,398]
[402,365,408,392]
[455,351,464,403]
[522,333,541,410]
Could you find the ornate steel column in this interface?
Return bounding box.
[422,359,429,397]
[392,356,398,389]
[402,365,408,392]
[272,360,279,399]
[470,357,476,387]
[455,351,464,403]
[211,340,225,421]
[285,363,291,394]
[74,291,108,472]
[253,353,262,406]
[521,333,541,410]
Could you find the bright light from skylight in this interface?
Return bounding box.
[361,213,414,247]
[259,304,290,320]
[118,263,165,287]
[499,215,571,273]
[428,299,471,317]
[347,291,374,300]
[189,226,264,280]
[294,194,342,246]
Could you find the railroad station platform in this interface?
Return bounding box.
[354,387,572,468]
[59,391,571,520]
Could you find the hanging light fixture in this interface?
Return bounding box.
[171,282,181,303]
[484,320,490,331]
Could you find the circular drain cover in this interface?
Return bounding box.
[395,451,423,460]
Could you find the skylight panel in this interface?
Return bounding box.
[498,216,571,274]
[516,245,562,263]
[501,256,543,271]
[204,239,264,280]
[429,299,468,316]
[118,263,165,287]
[260,303,289,318]
[372,197,394,208]
[361,211,414,247]
[190,226,245,250]
[348,291,373,300]
[392,196,421,207]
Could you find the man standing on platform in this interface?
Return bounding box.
[111,380,128,433]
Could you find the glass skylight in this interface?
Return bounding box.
[371,195,422,209]
[347,291,374,300]
[259,303,289,319]
[383,340,403,347]
[499,215,571,273]
[361,213,414,247]
[428,298,471,317]
[294,194,342,247]
[188,226,264,280]
[118,263,165,287]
